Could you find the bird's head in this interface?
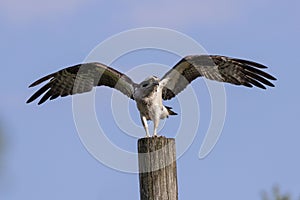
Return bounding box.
[135,76,160,98]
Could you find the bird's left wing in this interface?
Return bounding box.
[161,55,277,100]
[27,62,137,105]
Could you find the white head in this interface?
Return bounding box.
[135,76,160,98]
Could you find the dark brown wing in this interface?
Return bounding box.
[161,55,277,100]
[26,62,137,105]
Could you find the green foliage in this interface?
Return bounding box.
[262,186,300,200]
[0,126,3,167]
[0,125,3,175]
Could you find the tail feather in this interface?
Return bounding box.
[165,105,178,116]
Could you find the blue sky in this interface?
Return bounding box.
[0,0,299,199]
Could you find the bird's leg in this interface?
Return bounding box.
[141,115,150,137]
[153,118,159,137]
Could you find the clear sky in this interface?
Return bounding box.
[0,0,299,199]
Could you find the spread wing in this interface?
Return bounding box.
[26,62,137,105]
[161,55,277,100]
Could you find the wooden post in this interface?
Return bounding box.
[138,137,178,200]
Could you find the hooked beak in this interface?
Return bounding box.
[152,82,159,86]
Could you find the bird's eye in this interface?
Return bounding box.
[142,83,148,87]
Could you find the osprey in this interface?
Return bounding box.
[27,55,276,137]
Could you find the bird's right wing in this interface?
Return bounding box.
[161,55,276,100]
[27,62,137,105]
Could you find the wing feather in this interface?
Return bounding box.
[161,55,276,100]
[27,62,137,105]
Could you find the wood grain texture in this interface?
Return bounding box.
[138,137,178,200]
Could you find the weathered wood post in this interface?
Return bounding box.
[138,137,178,200]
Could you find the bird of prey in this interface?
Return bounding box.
[27,55,276,137]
